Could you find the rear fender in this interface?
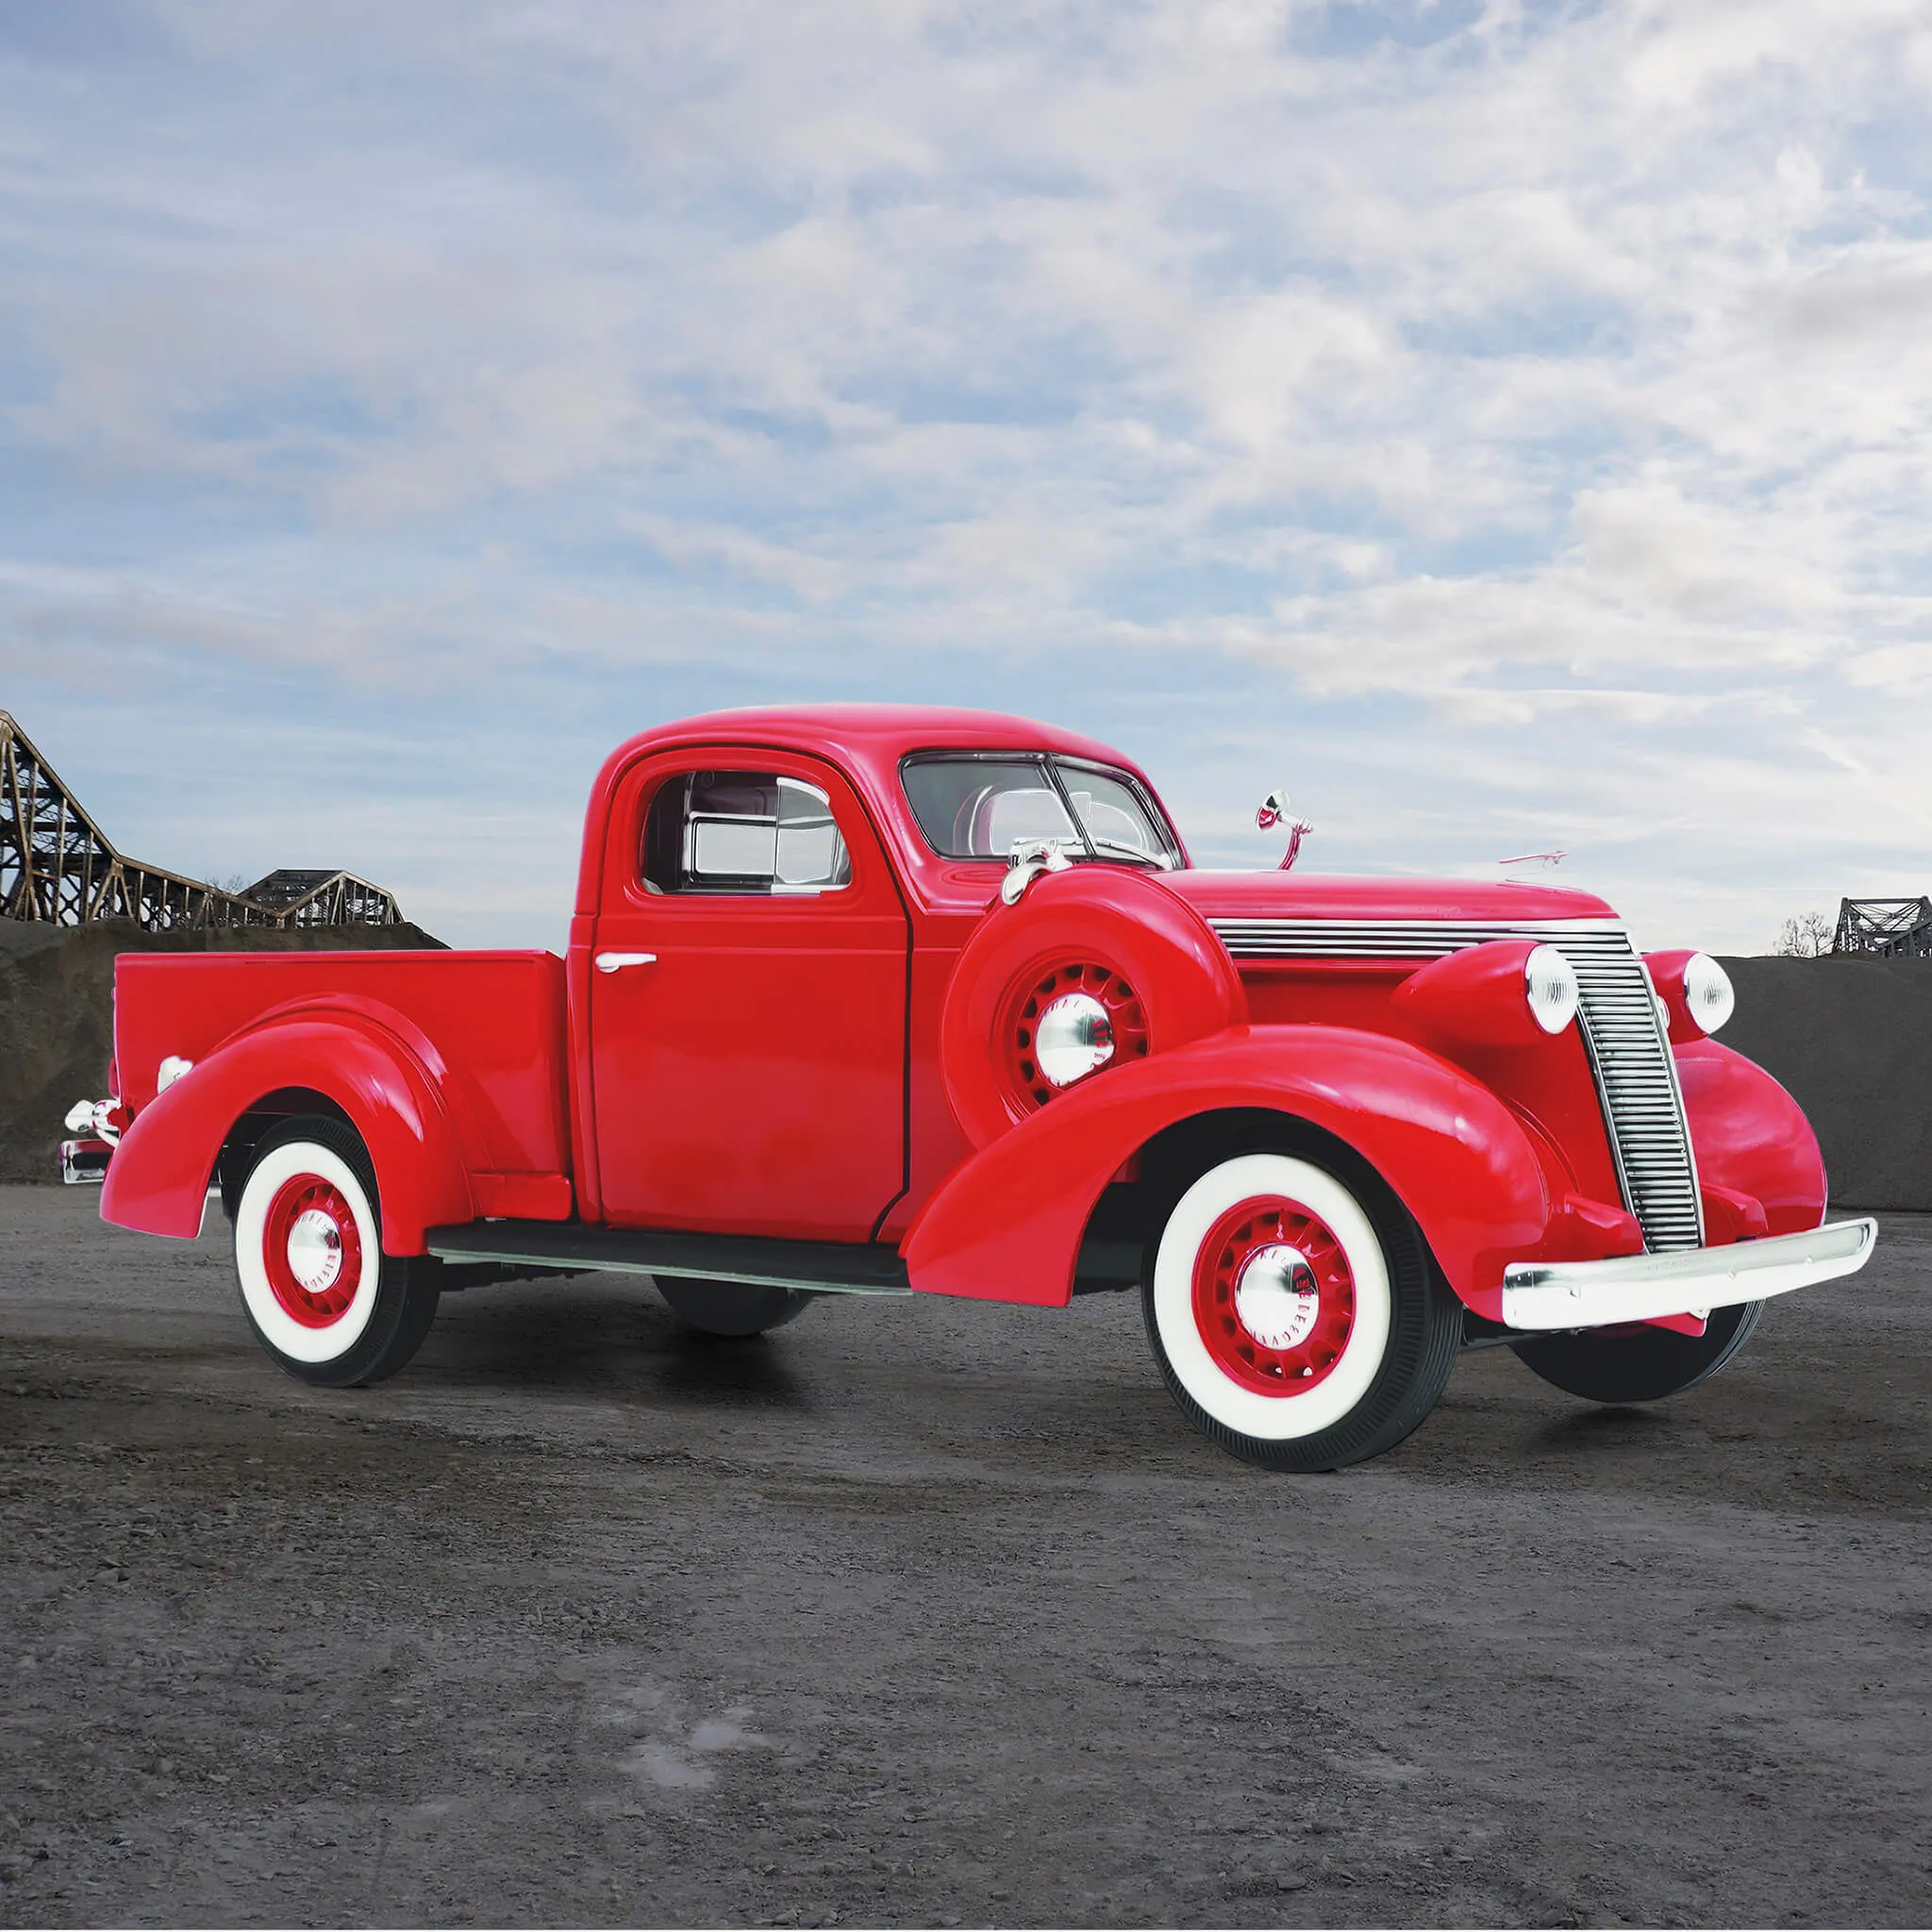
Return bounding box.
[100,1009,475,1253]
[902,1024,1551,1318]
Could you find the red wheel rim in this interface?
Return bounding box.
[261,1173,363,1328]
[1191,1195,1356,1396]
[1003,959,1149,1114]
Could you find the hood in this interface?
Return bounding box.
[1160,868,1618,926]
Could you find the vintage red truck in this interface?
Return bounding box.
[92,705,1874,1471]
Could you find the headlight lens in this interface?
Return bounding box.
[157,1055,194,1092]
[1524,944,1579,1035]
[1682,954,1734,1034]
[1034,991,1116,1088]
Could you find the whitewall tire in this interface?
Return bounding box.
[1141,1146,1460,1472]
[232,1117,441,1388]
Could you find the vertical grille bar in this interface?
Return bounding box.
[1207,917,1705,1252]
[1541,931,1703,1251]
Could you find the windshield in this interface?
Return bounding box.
[901,754,1181,868]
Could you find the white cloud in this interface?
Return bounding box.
[2,0,1929,952]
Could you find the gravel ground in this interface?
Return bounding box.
[2,1183,1928,1928]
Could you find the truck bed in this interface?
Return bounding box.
[113,950,572,1183]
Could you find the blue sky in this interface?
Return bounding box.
[3,0,1929,950]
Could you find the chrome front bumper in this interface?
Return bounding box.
[1500,1218,1877,1332]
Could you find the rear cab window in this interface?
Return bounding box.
[643,771,854,895]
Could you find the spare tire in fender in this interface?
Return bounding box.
[940,866,1248,1149]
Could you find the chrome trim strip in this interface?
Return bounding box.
[1204,914,1629,957]
[1500,1218,1876,1330]
[426,1240,914,1295]
[1208,914,1705,1250]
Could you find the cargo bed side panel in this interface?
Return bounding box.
[114,950,570,1177]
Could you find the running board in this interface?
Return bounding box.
[425,1220,913,1296]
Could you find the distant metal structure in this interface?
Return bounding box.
[1833,896,1932,959]
[240,869,405,929]
[0,709,405,931]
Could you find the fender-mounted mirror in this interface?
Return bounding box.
[1257,788,1314,872]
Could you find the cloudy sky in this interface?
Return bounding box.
[3,0,1928,950]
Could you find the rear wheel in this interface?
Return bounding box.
[1511,1300,1764,1405]
[233,1117,441,1388]
[655,1277,815,1338]
[1142,1150,1460,1472]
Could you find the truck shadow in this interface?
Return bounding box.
[422,1277,817,1410]
[653,1327,818,1409]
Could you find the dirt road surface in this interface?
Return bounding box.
[3,1184,1928,1927]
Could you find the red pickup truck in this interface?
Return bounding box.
[96,705,1874,1471]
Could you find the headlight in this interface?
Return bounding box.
[158,1055,194,1092]
[1034,991,1115,1088]
[1681,954,1734,1035]
[1524,944,1579,1035]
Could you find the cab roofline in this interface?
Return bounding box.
[603,703,1134,774]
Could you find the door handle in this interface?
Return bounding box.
[594,951,658,974]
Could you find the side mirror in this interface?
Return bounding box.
[1257,786,1314,872]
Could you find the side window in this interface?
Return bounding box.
[642,771,854,896]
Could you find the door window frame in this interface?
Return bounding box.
[604,747,894,921]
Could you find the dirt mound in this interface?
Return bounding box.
[1716,955,1932,1211]
[0,921,445,1184]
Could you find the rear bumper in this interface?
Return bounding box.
[1500,1217,1877,1332]
[60,1138,113,1186]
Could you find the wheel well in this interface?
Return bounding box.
[1071,1107,1432,1296]
[215,1089,355,1219]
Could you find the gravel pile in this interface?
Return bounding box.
[1717,954,1932,1210]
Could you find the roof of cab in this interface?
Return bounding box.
[606,703,1134,774]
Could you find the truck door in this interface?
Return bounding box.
[590,751,909,1242]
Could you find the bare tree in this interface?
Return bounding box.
[1773,909,1833,957]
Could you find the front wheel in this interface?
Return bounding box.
[1142,1150,1461,1472]
[1511,1300,1764,1405]
[233,1117,441,1388]
[655,1277,815,1338]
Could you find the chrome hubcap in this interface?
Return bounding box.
[1034,991,1116,1088]
[1233,1243,1321,1350]
[287,1208,344,1294]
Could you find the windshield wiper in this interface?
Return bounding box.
[1081,836,1165,868]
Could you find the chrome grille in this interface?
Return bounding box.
[1208,916,1704,1251]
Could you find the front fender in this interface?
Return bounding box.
[1675,1038,1827,1236]
[902,1023,1551,1316]
[100,1015,474,1253]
